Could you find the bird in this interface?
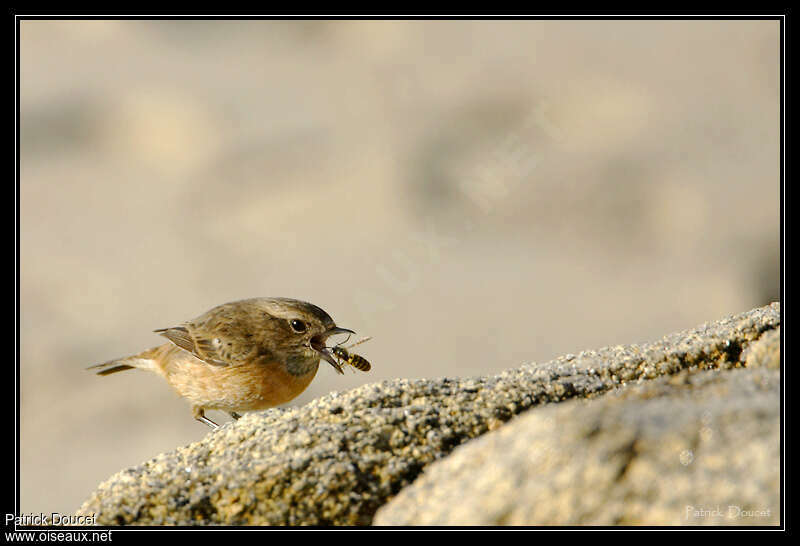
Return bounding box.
[88,297,354,429]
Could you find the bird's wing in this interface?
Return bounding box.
[154,324,256,367]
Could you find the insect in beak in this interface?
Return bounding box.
[310,327,355,374]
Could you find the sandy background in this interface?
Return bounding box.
[19,20,779,515]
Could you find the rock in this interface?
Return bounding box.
[743,326,781,369]
[373,366,780,525]
[76,303,780,525]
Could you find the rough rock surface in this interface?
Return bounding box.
[373,365,780,525]
[76,303,780,525]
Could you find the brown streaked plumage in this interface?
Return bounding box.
[88,297,354,429]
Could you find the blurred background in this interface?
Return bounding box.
[19,20,779,515]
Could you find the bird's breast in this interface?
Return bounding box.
[158,348,321,412]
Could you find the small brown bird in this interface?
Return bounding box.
[88,297,354,429]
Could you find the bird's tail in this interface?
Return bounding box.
[87,348,161,376]
[87,360,135,376]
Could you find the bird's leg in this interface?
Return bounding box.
[192,406,219,429]
[228,411,242,420]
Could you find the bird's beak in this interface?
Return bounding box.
[322,327,356,339]
[310,327,355,375]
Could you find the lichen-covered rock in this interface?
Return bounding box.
[373,366,780,525]
[76,303,780,525]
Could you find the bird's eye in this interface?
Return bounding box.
[289,319,307,333]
